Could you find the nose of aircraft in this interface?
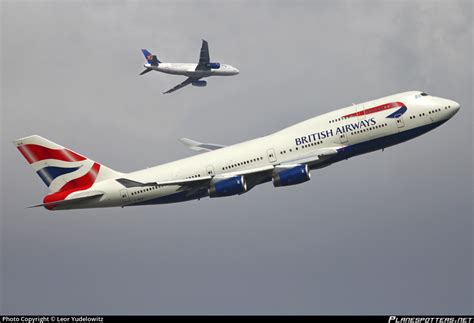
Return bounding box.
[233,67,240,75]
[446,99,460,118]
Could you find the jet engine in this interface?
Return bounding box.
[192,80,207,87]
[206,62,221,69]
[209,176,247,198]
[272,164,311,187]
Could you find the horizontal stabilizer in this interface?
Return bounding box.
[28,191,104,208]
[139,68,153,75]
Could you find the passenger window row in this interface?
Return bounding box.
[350,123,388,136]
[280,148,295,155]
[428,108,442,114]
[131,185,161,196]
[300,141,323,149]
[222,156,264,171]
[329,117,348,124]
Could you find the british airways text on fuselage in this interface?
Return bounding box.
[295,117,377,145]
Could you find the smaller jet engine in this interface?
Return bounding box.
[192,80,207,87]
[206,62,221,69]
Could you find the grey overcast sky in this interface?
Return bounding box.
[1,0,472,315]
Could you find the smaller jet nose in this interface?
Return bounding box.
[233,67,240,75]
[451,100,460,113]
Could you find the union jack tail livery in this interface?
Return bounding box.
[14,135,122,209]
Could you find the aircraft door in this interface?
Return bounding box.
[396,116,405,129]
[206,165,215,176]
[339,133,349,144]
[267,148,277,163]
[120,189,130,206]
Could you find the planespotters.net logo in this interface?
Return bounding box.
[1,317,104,323]
[389,317,473,323]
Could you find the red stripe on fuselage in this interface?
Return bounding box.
[17,144,86,164]
[43,162,101,210]
[342,102,405,119]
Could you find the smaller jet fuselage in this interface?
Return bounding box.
[143,62,239,77]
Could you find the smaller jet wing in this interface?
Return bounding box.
[196,39,210,71]
[163,77,197,94]
[179,138,226,152]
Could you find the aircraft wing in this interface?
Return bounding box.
[179,138,226,152]
[116,165,274,191]
[116,176,213,189]
[115,147,342,193]
[196,39,210,71]
[163,77,198,94]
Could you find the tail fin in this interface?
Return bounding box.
[141,49,160,66]
[13,135,122,193]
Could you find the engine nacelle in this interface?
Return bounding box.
[206,62,221,69]
[209,176,247,198]
[192,80,207,87]
[272,164,311,187]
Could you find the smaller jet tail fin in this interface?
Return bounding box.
[141,49,160,66]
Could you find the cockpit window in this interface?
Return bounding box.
[420,92,428,96]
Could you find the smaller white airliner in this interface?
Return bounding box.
[14,91,460,211]
[140,39,239,94]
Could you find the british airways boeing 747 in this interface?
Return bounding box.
[14,91,459,210]
[140,39,239,94]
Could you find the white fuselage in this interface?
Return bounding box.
[144,63,240,78]
[55,91,460,210]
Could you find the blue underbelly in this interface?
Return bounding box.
[313,119,447,169]
[128,188,208,206]
[130,120,447,205]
